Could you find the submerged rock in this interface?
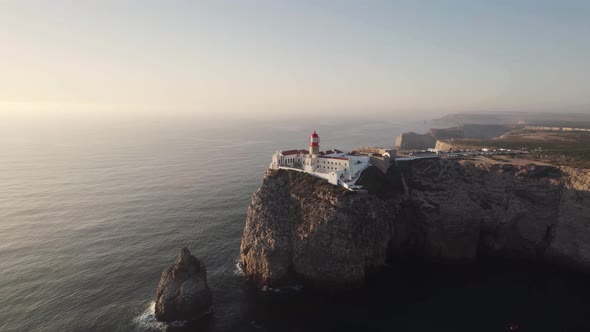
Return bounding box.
[154,247,212,322]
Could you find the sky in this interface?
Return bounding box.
[1,0,589,119]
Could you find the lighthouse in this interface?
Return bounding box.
[309,131,320,156]
[271,130,373,187]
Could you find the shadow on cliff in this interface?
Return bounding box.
[236,258,590,332]
[355,164,405,199]
[394,158,590,272]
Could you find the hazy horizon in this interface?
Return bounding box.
[2,3,590,331]
[2,1,590,119]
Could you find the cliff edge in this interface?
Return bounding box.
[240,161,590,288]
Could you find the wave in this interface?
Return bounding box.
[135,301,189,331]
[234,259,245,276]
[236,259,303,294]
[261,284,303,294]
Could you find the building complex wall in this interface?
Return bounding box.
[270,151,308,169]
[356,147,396,157]
[368,156,391,174]
[525,125,590,132]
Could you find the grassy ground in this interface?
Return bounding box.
[445,130,590,168]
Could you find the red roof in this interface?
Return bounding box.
[282,149,309,156]
[310,131,319,138]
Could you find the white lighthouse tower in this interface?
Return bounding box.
[309,130,320,156]
[303,130,320,173]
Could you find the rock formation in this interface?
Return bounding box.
[395,125,512,150]
[154,247,212,321]
[240,161,590,288]
[240,169,402,287]
[395,131,437,150]
[434,140,458,152]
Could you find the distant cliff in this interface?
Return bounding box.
[395,131,437,150]
[395,125,513,150]
[434,140,458,152]
[240,161,590,288]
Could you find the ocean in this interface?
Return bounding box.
[0,115,588,332]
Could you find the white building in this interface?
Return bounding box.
[270,131,370,188]
[271,149,309,168]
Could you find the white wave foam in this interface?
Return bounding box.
[135,301,165,331]
[235,258,303,294]
[135,301,189,331]
[262,284,303,293]
[234,259,244,276]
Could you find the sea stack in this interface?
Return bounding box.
[154,247,212,322]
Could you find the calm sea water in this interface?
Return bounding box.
[0,115,588,332]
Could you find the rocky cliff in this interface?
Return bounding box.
[240,161,590,288]
[434,140,458,152]
[395,132,437,150]
[396,125,513,150]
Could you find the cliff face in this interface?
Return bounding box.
[395,132,437,150]
[240,161,590,288]
[399,161,590,265]
[396,125,512,150]
[240,170,401,286]
[434,140,457,152]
